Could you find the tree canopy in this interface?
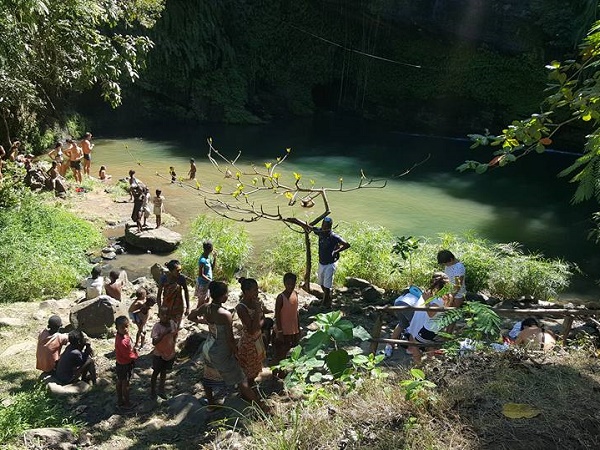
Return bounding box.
[0,0,164,147]
[461,18,600,207]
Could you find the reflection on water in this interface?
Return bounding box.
[92,118,598,298]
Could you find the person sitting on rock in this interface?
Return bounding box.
[36,315,69,375]
[515,317,556,351]
[85,266,104,300]
[105,270,124,300]
[55,330,97,385]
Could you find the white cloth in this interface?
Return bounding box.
[407,296,445,336]
[85,276,104,299]
[444,262,466,298]
[393,292,420,308]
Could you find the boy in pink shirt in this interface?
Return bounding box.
[151,307,178,399]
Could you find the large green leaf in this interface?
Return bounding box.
[325,349,350,377]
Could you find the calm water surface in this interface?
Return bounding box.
[94,118,598,299]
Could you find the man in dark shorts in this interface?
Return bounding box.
[64,138,83,183]
[55,330,96,385]
[80,132,94,177]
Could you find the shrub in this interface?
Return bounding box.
[0,383,79,441]
[0,193,104,302]
[178,215,252,280]
[260,224,572,300]
[335,222,400,289]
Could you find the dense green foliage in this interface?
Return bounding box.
[277,310,383,397]
[0,383,79,441]
[125,0,559,129]
[178,215,252,281]
[0,182,104,303]
[261,224,573,300]
[0,0,164,148]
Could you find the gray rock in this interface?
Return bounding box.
[167,393,206,426]
[124,225,181,253]
[344,277,372,289]
[302,283,324,299]
[69,295,128,337]
[102,252,117,260]
[0,341,35,357]
[150,263,168,285]
[47,381,91,396]
[142,417,166,432]
[23,427,75,449]
[362,285,385,302]
[39,300,59,310]
[102,247,116,254]
[0,317,25,327]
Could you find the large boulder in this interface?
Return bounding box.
[124,224,181,253]
[150,263,168,285]
[69,295,128,337]
[23,427,76,449]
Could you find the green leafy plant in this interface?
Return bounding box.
[436,301,502,354]
[178,214,252,280]
[0,189,104,302]
[399,368,437,405]
[0,383,80,441]
[276,311,384,398]
[392,235,422,283]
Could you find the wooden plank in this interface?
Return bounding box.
[373,305,599,317]
[369,337,443,348]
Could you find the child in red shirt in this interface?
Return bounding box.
[115,315,138,409]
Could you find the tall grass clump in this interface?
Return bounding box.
[179,215,252,280]
[0,193,104,302]
[434,233,573,300]
[0,383,79,441]
[261,221,403,290]
[335,222,401,289]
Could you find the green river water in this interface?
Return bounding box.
[93,118,598,300]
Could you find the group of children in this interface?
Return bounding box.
[128,169,166,231]
[111,265,301,411]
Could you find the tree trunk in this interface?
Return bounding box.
[303,230,312,288]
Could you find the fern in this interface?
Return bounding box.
[436,301,502,342]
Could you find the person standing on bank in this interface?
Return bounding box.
[315,217,350,306]
[80,132,93,177]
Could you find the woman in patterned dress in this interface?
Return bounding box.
[235,277,266,388]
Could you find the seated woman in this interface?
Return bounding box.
[406,272,452,364]
[515,317,556,351]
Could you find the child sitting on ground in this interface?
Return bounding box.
[150,307,178,399]
[128,288,156,349]
[273,272,300,367]
[114,316,138,409]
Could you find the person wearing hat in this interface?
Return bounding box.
[36,315,69,374]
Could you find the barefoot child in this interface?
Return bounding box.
[115,316,138,409]
[273,272,300,365]
[153,189,165,228]
[169,166,177,183]
[128,288,156,349]
[105,270,124,301]
[99,165,111,180]
[150,307,178,399]
[195,241,216,308]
